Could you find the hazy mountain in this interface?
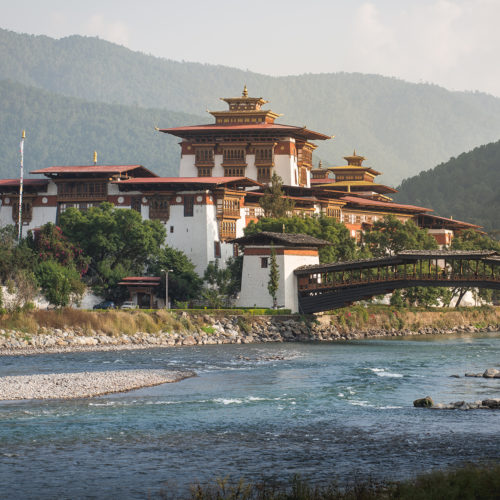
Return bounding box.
[395,142,500,232]
[2,28,500,184]
[0,80,202,178]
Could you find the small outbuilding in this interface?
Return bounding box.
[117,276,162,308]
[232,232,330,313]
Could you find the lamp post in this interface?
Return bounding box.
[162,269,173,309]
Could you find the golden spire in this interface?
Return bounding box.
[22,130,26,139]
[242,85,248,97]
[318,160,323,169]
[93,151,97,165]
[353,149,356,156]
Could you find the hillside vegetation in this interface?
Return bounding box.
[2,28,500,183]
[0,80,202,178]
[395,141,500,232]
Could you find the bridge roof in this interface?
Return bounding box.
[294,250,500,275]
[294,256,403,274]
[398,250,498,260]
[232,231,332,248]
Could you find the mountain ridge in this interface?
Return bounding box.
[2,28,500,184]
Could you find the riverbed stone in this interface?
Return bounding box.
[483,368,499,378]
[413,396,434,408]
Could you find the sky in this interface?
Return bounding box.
[2,0,500,96]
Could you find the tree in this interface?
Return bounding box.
[147,246,202,304]
[259,173,295,218]
[35,260,85,307]
[59,203,166,299]
[245,215,357,263]
[362,216,451,307]
[267,244,279,308]
[362,216,437,256]
[450,229,500,307]
[202,257,242,308]
[29,223,89,275]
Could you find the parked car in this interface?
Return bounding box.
[93,300,115,310]
[120,301,137,309]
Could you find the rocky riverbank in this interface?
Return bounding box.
[0,311,498,355]
[0,369,195,400]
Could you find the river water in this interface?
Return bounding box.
[1,333,500,499]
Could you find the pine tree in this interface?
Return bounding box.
[259,173,295,218]
[267,244,280,308]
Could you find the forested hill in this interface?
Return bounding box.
[394,142,500,233]
[2,29,500,184]
[0,80,203,178]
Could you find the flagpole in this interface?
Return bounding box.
[18,130,25,243]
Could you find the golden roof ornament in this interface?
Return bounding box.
[242,85,248,98]
[318,160,323,169]
[93,151,97,165]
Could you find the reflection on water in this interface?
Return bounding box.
[1,333,499,499]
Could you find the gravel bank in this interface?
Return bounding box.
[0,369,195,400]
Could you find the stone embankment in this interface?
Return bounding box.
[0,369,195,400]
[0,314,498,354]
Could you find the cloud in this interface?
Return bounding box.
[83,14,130,47]
[343,0,500,95]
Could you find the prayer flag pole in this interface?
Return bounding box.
[17,130,25,242]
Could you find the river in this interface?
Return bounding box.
[1,332,500,498]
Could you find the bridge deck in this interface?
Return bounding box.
[295,250,500,313]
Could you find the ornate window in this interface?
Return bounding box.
[299,167,308,186]
[326,207,341,221]
[57,182,107,200]
[223,166,245,177]
[257,166,272,183]
[184,195,194,217]
[219,220,237,240]
[12,198,33,224]
[149,196,170,222]
[131,196,141,213]
[222,147,246,165]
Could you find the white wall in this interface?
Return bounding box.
[237,247,319,312]
[179,155,196,177]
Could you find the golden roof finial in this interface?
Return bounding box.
[242,84,248,97]
[318,160,323,169]
[353,149,356,156]
[93,151,97,165]
[22,130,26,139]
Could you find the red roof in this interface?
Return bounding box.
[30,164,157,176]
[120,276,161,281]
[0,179,48,186]
[160,123,330,141]
[114,176,262,187]
[341,195,432,213]
[118,276,161,286]
[417,213,481,229]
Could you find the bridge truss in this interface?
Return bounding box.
[295,250,500,313]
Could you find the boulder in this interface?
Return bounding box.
[482,399,500,409]
[483,368,499,378]
[413,396,434,408]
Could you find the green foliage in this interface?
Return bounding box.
[396,140,500,232]
[203,257,242,307]
[245,215,356,263]
[450,229,500,305]
[4,29,500,185]
[28,223,89,275]
[0,79,202,179]
[35,260,85,307]
[148,246,202,303]
[267,245,280,308]
[362,215,438,256]
[59,203,166,299]
[259,173,295,218]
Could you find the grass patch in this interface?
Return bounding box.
[171,463,500,500]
